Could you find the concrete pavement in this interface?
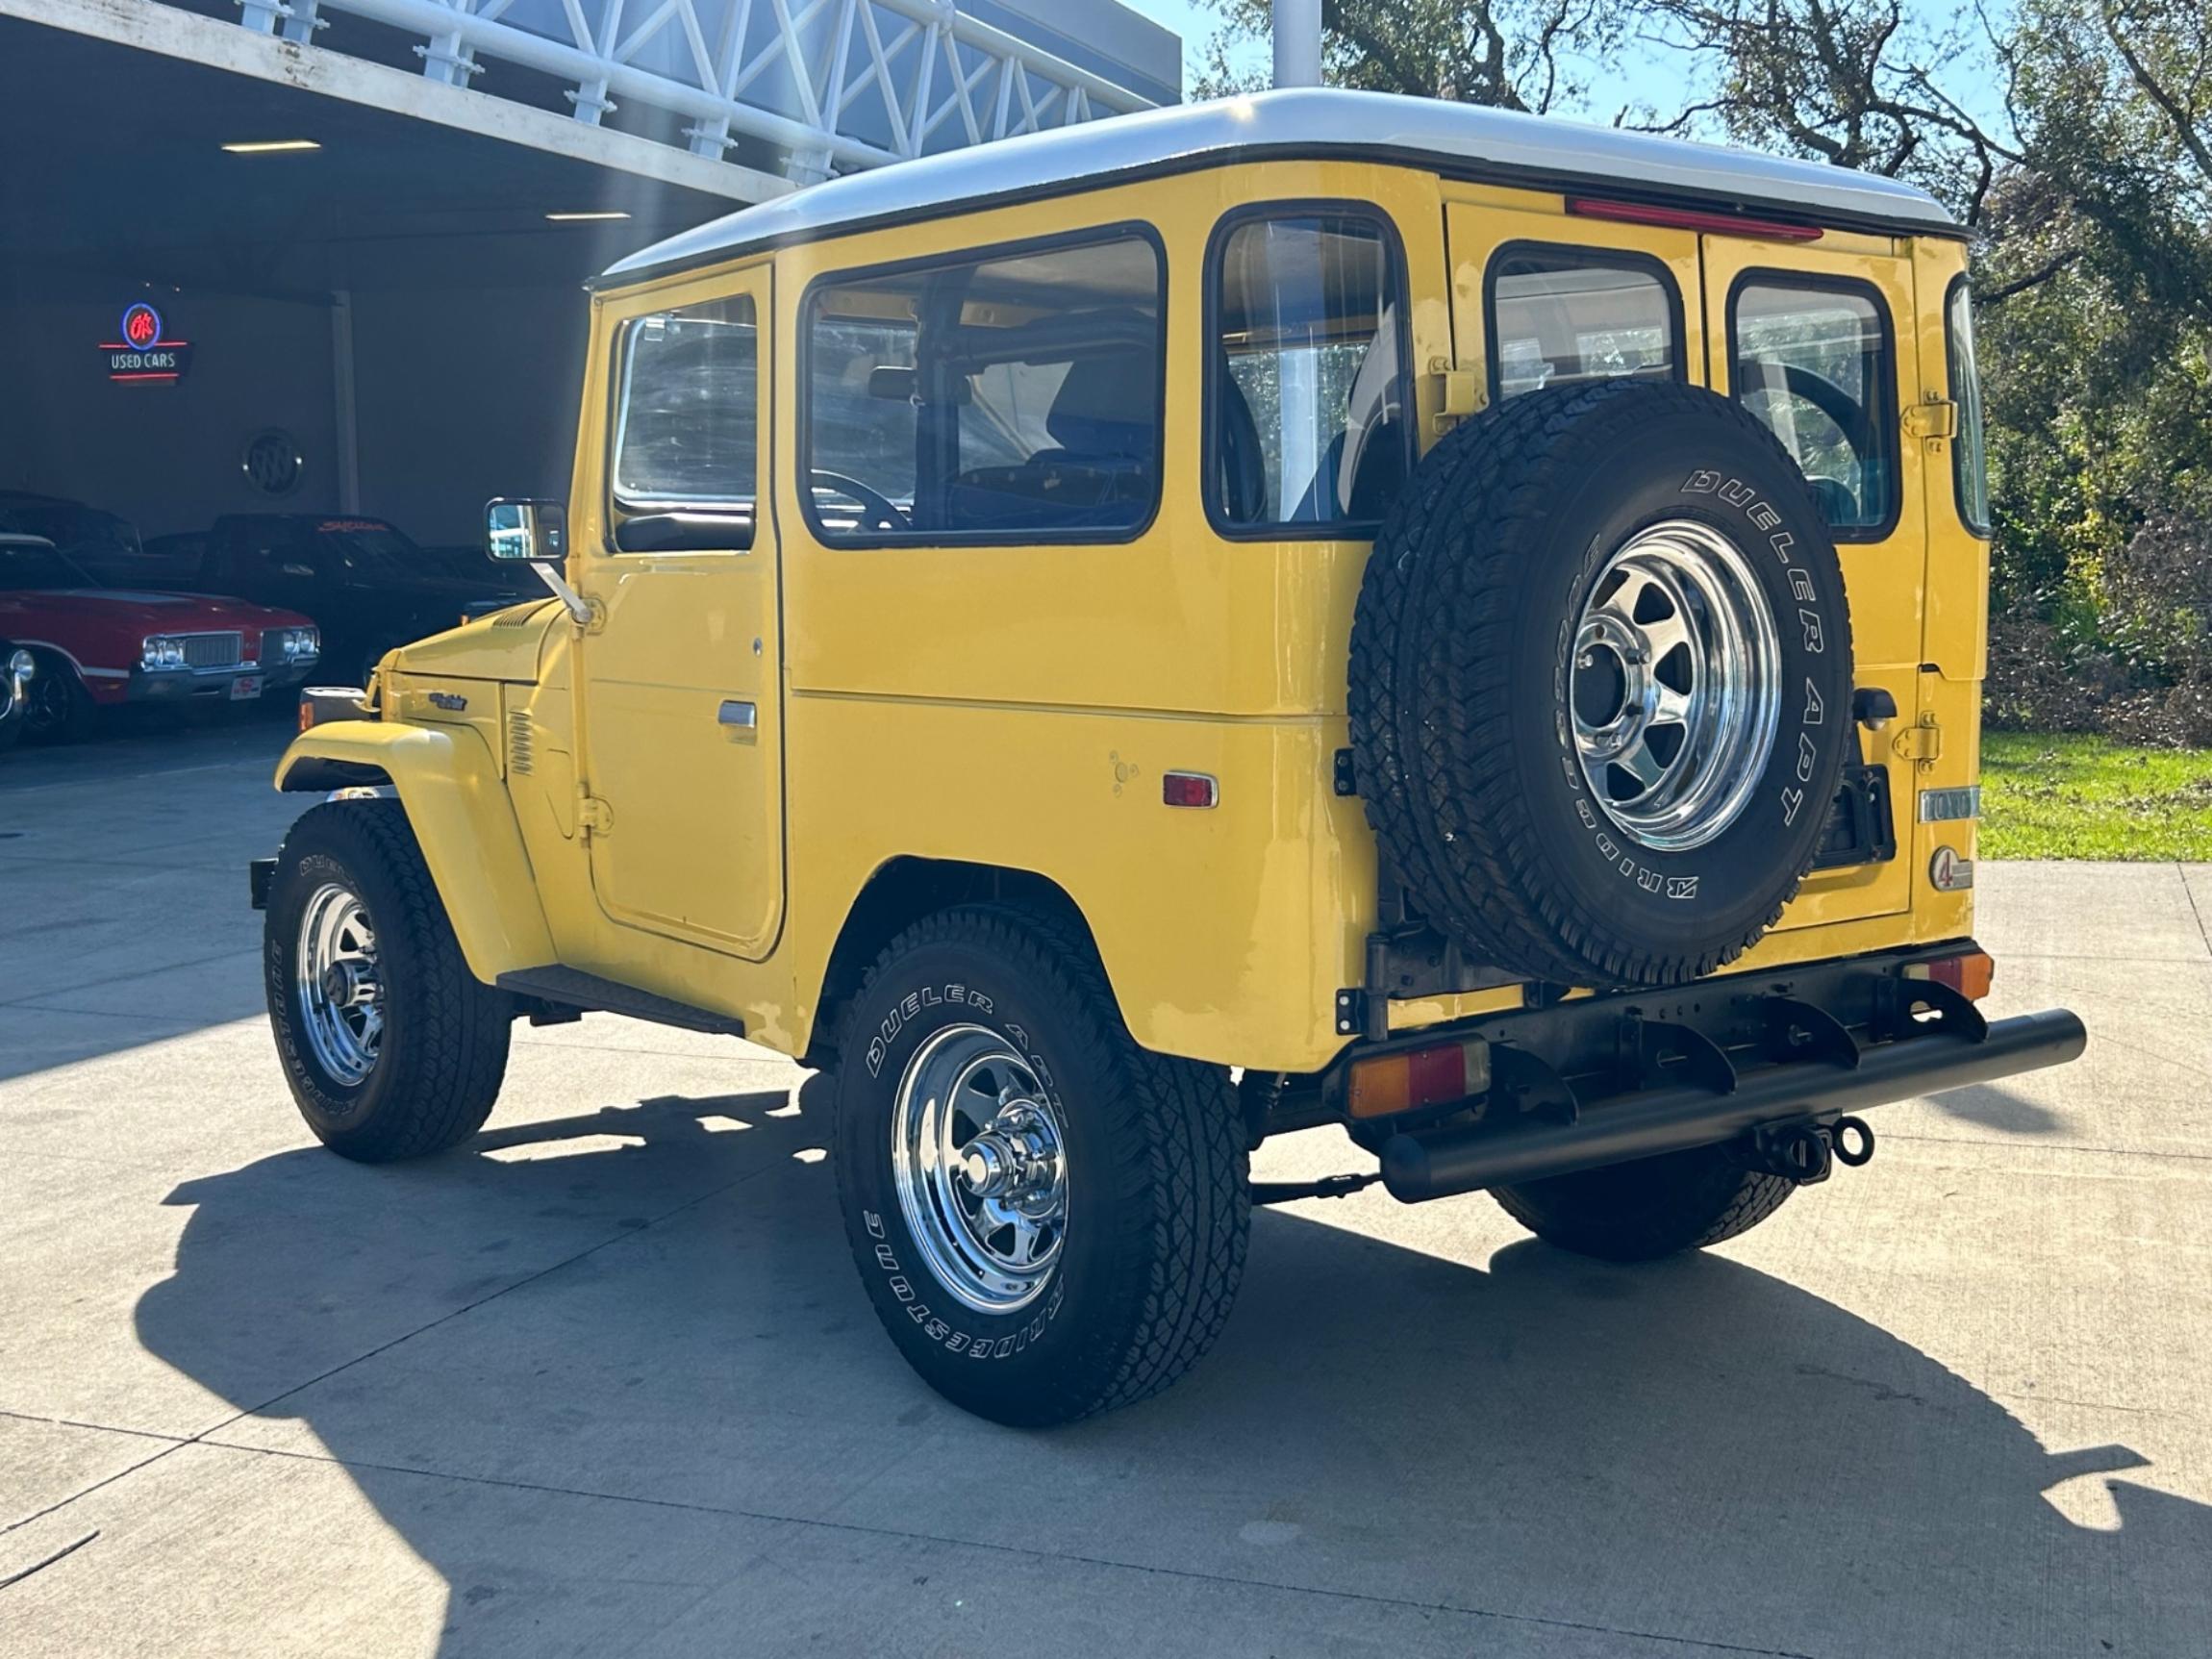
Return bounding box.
[1,716,2207,1657]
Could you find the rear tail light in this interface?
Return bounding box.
[1347,1039,1491,1119]
[1921,950,1996,1000]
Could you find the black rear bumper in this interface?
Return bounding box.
[1327,944,2085,1203]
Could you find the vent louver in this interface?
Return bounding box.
[507,709,534,775]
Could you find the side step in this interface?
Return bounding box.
[494,967,747,1039]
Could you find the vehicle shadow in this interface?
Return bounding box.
[134,1097,2210,1657]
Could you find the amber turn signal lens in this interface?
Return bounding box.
[1347,1040,1488,1119]
[1926,950,1996,1000]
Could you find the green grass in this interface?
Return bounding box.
[1981,731,2212,859]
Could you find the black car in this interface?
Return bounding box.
[135,515,537,687]
[0,490,145,570]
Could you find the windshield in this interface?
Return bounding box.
[0,501,142,562]
[313,521,429,583]
[0,540,100,591]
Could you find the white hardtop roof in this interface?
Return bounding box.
[606,88,1956,283]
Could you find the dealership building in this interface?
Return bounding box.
[0,0,1177,548]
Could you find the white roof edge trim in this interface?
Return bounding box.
[605,88,1957,281]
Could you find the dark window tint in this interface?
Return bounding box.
[0,540,96,591]
[1210,214,1408,530]
[1947,281,1991,538]
[612,296,758,520]
[1731,282,1896,534]
[804,232,1163,542]
[1489,250,1677,399]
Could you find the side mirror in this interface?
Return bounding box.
[485,497,590,626]
[487,498,567,564]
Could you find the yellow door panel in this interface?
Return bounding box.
[1701,238,1927,671]
[1699,237,1925,927]
[574,264,785,961]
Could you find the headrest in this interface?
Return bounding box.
[1044,351,1157,456]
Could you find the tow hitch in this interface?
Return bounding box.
[1747,1114,1876,1185]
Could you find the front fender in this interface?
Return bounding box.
[276,720,555,983]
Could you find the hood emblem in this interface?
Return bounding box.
[426,691,468,713]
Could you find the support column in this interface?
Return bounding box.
[1272,0,1321,88]
[331,290,361,515]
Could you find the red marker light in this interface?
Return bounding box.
[1162,771,1219,809]
[1567,197,1824,242]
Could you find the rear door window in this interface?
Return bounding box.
[1486,247,1681,400]
[1729,278,1898,538]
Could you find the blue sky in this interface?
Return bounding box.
[1119,1,2011,136]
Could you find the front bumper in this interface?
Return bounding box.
[125,661,316,704]
[1319,944,2085,1203]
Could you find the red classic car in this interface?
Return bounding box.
[0,533,320,742]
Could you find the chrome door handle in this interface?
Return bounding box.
[717,699,757,729]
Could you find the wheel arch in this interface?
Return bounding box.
[276,719,555,984]
[803,855,1103,1071]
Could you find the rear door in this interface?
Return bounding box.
[1699,236,1921,927]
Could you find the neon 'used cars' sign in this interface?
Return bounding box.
[103,304,192,384]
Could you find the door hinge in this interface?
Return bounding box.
[577,792,614,835]
[1891,714,1942,768]
[1902,397,1958,442]
[1427,360,1483,435]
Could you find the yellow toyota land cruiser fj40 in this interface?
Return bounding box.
[256,88,2084,1426]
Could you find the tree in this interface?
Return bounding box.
[1194,0,1620,112]
[1629,0,2014,223]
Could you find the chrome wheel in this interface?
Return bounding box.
[295,882,383,1087]
[891,1024,1068,1314]
[1571,520,1781,852]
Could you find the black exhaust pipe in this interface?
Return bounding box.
[1381,1008,2086,1203]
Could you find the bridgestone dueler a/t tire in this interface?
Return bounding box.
[830,906,1249,1426]
[265,801,513,1162]
[1350,380,1855,988]
[1493,1144,1796,1263]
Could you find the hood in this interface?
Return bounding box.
[386,599,560,684]
[0,588,314,630]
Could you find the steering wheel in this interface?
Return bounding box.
[1739,362,1878,521]
[809,470,910,533]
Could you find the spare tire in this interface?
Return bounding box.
[1350,380,1854,989]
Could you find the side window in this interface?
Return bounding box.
[1729,279,1897,537]
[802,229,1164,543]
[1487,247,1680,400]
[1946,279,1991,538]
[1208,213,1409,533]
[610,294,757,546]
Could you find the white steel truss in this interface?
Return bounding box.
[225,0,1155,183]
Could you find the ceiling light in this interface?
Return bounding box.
[221,139,321,154]
[544,211,633,222]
